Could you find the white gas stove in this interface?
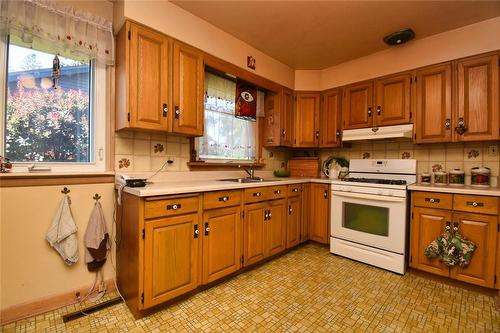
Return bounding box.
[330,159,416,274]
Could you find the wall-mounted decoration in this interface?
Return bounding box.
[235,79,257,121]
[247,56,256,70]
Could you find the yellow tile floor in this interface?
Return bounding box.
[2,243,499,332]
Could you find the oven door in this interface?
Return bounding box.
[331,191,406,254]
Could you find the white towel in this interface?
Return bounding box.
[46,195,79,265]
[84,201,109,266]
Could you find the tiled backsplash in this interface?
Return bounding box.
[320,141,500,184]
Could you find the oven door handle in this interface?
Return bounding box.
[332,191,406,203]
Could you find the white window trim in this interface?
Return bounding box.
[0,36,107,173]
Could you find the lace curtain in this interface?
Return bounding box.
[198,72,260,161]
[0,0,114,64]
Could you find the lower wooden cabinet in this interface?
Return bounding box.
[301,183,310,243]
[287,194,302,248]
[202,206,242,284]
[410,191,499,288]
[143,213,199,308]
[309,183,330,244]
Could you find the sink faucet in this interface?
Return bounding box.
[239,165,256,179]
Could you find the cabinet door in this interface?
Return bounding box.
[455,53,499,141]
[281,88,295,146]
[243,203,267,266]
[143,214,199,308]
[263,92,281,147]
[172,41,204,136]
[320,89,342,147]
[129,23,170,131]
[301,184,310,243]
[266,199,287,256]
[294,93,320,147]
[309,184,330,244]
[450,212,497,288]
[202,207,241,284]
[286,195,302,248]
[415,63,452,143]
[374,73,411,126]
[343,81,373,129]
[410,207,450,277]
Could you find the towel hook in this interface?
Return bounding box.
[61,187,70,194]
[93,193,101,201]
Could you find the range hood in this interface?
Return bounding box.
[342,124,413,141]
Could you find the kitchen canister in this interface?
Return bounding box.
[420,172,431,184]
[434,171,448,185]
[448,169,465,186]
[471,166,490,187]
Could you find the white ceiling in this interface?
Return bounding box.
[171,1,500,70]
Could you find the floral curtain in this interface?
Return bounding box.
[197,72,259,161]
[0,0,114,65]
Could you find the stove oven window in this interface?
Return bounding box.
[342,203,389,236]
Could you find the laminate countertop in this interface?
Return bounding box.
[408,183,500,196]
[122,177,335,197]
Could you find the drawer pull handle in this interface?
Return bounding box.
[194,224,199,238]
[466,201,483,207]
[292,188,298,192]
[218,196,230,202]
[275,190,281,194]
[253,192,262,197]
[425,198,440,203]
[167,203,182,210]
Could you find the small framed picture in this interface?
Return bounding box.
[247,56,256,70]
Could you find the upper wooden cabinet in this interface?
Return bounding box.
[115,21,204,136]
[172,41,204,136]
[320,89,342,147]
[263,88,294,147]
[343,81,373,130]
[294,92,320,147]
[414,63,453,143]
[454,53,499,142]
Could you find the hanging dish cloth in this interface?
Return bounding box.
[425,229,476,267]
[84,201,110,272]
[46,195,79,265]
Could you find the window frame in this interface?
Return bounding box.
[0,36,107,173]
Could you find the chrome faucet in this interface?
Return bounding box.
[239,165,257,179]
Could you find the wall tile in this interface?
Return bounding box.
[385,142,399,151]
[133,139,151,156]
[115,130,134,139]
[372,150,386,159]
[167,142,181,156]
[445,161,464,172]
[483,161,499,177]
[181,143,191,158]
[167,134,181,143]
[151,141,167,156]
[482,143,500,162]
[413,149,429,161]
[417,161,430,175]
[151,156,168,171]
[445,146,464,161]
[115,137,134,155]
[464,146,482,161]
[399,149,413,160]
[386,150,400,159]
[115,155,133,171]
[165,157,180,171]
[133,156,151,171]
[134,132,151,140]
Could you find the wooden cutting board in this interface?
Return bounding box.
[288,157,320,177]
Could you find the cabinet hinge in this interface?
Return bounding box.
[128,30,131,40]
[127,112,130,122]
[142,229,145,240]
[141,292,144,304]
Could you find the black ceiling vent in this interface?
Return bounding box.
[383,28,415,46]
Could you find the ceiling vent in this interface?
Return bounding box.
[383,28,415,46]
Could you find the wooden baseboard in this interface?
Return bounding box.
[0,279,116,325]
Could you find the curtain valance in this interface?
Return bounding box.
[0,0,114,65]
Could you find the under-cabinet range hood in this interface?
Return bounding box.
[342,124,413,141]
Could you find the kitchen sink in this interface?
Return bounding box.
[217,178,281,183]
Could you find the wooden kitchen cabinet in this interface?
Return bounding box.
[374,73,411,126]
[454,53,499,142]
[172,41,204,136]
[343,81,373,130]
[243,202,267,266]
[309,183,330,244]
[143,213,199,308]
[301,183,311,243]
[414,63,453,143]
[320,89,342,147]
[263,88,294,147]
[294,92,320,147]
[267,199,288,256]
[202,206,242,284]
[286,194,302,248]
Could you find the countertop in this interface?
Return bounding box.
[122,177,334,197]
[408,183,500,196]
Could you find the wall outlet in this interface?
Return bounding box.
[488,145,498,157]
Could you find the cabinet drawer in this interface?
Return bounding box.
[288,184,302,197]
[203,190,242,210]
[244,187,270,203]
[413,192,452,209]
[453,195,498,215]
[269,185,287,200]
[145,195,199,219]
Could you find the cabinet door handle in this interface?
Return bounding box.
[282,129,286,138]
[274,189,281,195]
[336,129,340,138]
[466,201,483,207]
[323,190,328,199]
[367,107,372,117]
[292,188,298,192]
[167,203,182,210]
[264,210,268,221]
[453,222,459,233]
[218,196,229,202]
[377,106,382,116]
[425,198,440,203]
[315,131,320,139]
[454,117,467,135]
[445,221,451,231]
[175,106,180,119]
[268,210,272,220]
[445,118,451,130]
[162,103,168,117]
[253,192,262,197]
[204,222,210,236]
[289,205,292,215]
[194,224,199,238]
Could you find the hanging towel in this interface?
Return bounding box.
[84,201,110,272]
[46,195,79,265]
[424,230,476,268]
